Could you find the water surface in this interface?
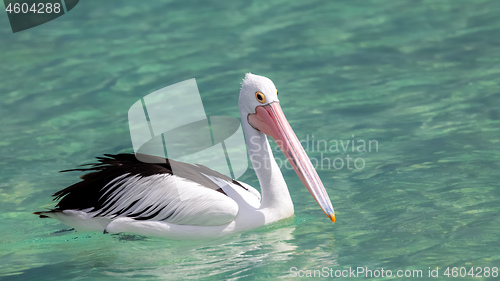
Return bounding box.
[1,0,499,280]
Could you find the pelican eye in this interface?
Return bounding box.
[255,91,266,103]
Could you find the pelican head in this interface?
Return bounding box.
[238,73,336,223]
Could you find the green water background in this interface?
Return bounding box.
[1,0,499,280]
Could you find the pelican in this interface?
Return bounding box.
[35,73,335,239]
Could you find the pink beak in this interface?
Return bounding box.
[248,102,335,223]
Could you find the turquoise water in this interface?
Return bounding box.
[1,0,500,280]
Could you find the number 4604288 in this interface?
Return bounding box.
[5,2,62,14]
[443,267,498,278]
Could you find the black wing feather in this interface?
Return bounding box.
[50,153,244,213]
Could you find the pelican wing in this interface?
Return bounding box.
[46,154,240,226]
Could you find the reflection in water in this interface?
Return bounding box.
[111,225,298,280]
[3,223,299,280]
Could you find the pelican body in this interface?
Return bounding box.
[35,74,335,239]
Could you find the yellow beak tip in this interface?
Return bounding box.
[330,214,336,223]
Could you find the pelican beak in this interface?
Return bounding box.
[248,102,335,223]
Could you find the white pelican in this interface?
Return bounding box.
[35,73,335,239]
